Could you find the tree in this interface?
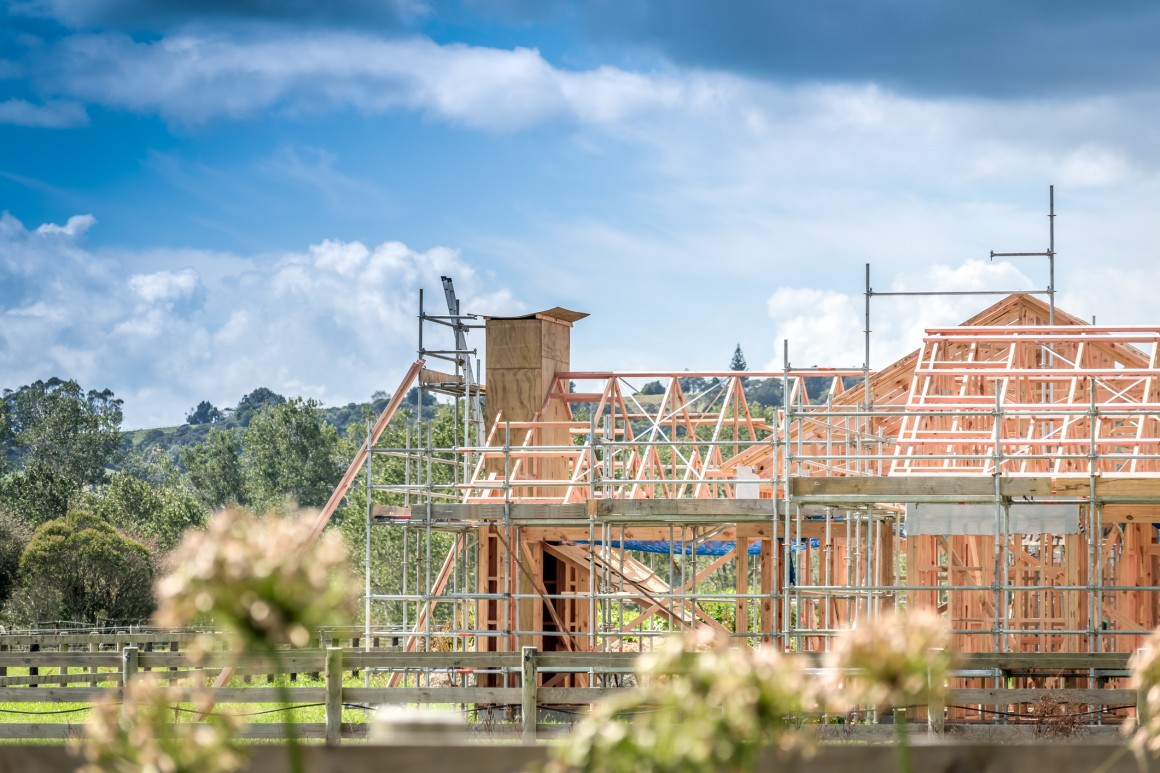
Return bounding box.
[4,378,124,488]
[19,506,155,624]
[88,454,208,550]
[639,380,665,396]
[242,399,341,509]
[0,399,11,473]
[744,378,782,408]
[0,510,30,609]
[182,429,247,510]
[232,388,287,427]
[0,460,75,525]
[729,344,749,389]
[185,400,223,426]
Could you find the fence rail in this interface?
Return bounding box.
[0,645,1144,742]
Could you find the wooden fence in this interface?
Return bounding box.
[0,639,1144,743]
[8,743,1160,773]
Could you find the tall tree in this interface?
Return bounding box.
[185,400,223,426]
[182,429,247,510]
[4,378,124,487]
[242,398,341,509]
[729,344,748,373]
[0,399,11,473]
[232,387,287,427]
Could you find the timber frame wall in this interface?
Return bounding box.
[358,294,1160,695]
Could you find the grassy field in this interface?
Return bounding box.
[0,668,406,742]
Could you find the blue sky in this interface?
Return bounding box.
[4,1,1160,427]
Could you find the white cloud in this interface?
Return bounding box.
[0,213,522,427]
[0,98,87,127]
[34,213,95,236]
[34,32,684,130]
[766,260,1039,371]
[128,269,200,303]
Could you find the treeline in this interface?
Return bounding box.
[0,378,411,630]
[132,386,439,455]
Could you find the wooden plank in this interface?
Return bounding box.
[0,743,1153,773]
[430,503,588,521]
[0,687,109,702]
[790,476,1051,499]
[949,688,1136,705]
[343,687,521,703]
[958,652,1130,670]
[591,499,775,518]
[347,651,519,669]
[210,688,326,702]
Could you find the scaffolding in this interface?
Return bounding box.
[349,289,1160,673]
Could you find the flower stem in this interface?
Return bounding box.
[893,708,912,773]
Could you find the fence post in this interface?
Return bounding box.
[122,646,139,718]
[89,641,97,688]
[927,649,945,738]
[59,643,68,687]
[521,646,538,744]
[29,642,39,688]
[325,647,343,746]
[1139,648,1151,729]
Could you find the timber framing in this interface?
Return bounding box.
[351,291,1160,718]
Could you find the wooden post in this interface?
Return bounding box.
[28,642,38,688]
[88,641,97,688]
[122,646,139,710]
[1139,648,1151,729]
[736,538,750,638]
[521,646,538,743]
[58,643,68,687]
[928,649,945,738]
[325,647,343,746]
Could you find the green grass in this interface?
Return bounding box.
[0,669,386,741]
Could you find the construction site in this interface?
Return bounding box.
[320,195,1160,715]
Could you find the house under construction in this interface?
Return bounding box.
[330,280,1160,669]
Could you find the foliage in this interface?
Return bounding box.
[0,399,10,472]
[3,378,125,487]
[20,507,155,624]
[88,452,208,550]
[729,344,748,386]
[0,460,75,525]
[639,380,665,396]
[154,508,358,651]
[548,629,815,773]
[75,675,245,773]
[0,510,30,609]
[241,398,341,509]
[185,400,223,426]
[743,378,782,408]
[181,429,247,510]
[231,387,286,427]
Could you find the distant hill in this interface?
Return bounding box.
[125,387,440,458]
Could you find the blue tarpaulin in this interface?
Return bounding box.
[572,539,821,586]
